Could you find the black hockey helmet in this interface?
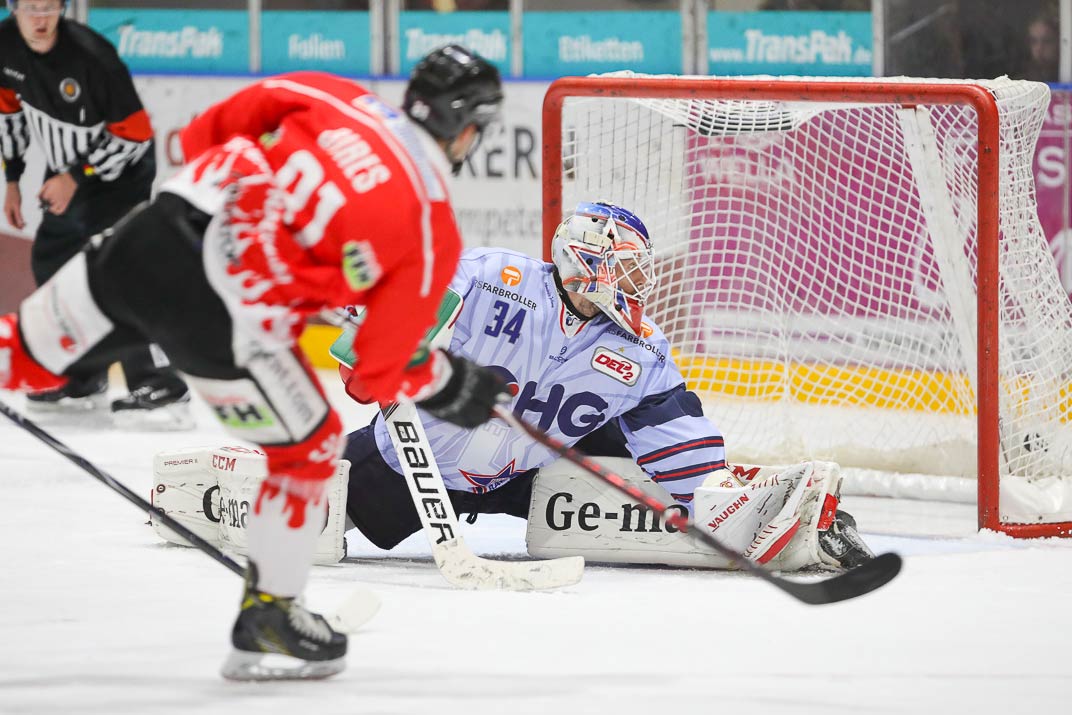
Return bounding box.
[403,44,503,145]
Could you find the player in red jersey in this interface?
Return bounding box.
[0,45,509,680]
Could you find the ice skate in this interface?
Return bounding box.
[818,511,875,570]
[25,373,109,417]
[221,566,347,682]
[111,379,194,431]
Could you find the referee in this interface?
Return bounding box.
[0,0,190,428]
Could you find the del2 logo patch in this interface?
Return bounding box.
[591,346,640,386]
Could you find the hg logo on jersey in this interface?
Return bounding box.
[591,347,640,386]
[491,366,608,437]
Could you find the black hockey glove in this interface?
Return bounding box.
[417,350,510,428]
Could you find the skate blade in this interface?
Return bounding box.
[111,401,195,432]
[220,649,345,682]
[24,394,109,415]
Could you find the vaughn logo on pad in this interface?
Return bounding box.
[591,346,640,386]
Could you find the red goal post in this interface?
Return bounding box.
[542,73,1072,538]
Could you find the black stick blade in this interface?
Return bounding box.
[782,552,903,605]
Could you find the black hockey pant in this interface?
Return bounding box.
[19,193,334,453]
[30,156,181,391]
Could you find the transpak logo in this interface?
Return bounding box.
[501,266,522,286]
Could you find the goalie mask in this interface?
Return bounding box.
[551,202,656,336]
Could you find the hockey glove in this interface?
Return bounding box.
[417,350,509,428]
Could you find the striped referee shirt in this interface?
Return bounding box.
[0,17,153,185]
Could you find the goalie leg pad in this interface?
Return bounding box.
[151,446,349,565]
[694,461,844,571]
[527,459,854,571]
[150,448,226,549]
[527,458,738,569]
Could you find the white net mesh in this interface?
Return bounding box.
[555,73,1072,525]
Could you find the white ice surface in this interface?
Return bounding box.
[3,374,1072,715]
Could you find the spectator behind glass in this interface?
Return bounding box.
[1020,11,1060,81]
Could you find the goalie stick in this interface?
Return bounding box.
[493,406,902,605]
[381,400,585,590]
[0,398,380,632]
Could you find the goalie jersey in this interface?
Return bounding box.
[368,248,727,506]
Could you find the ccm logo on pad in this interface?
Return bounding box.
[591,347,640,386]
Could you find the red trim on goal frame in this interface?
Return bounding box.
[541,76,1072,539]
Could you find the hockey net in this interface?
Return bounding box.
[543,72,1072,537]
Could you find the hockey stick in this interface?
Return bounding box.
[494,406,902,605]
[381,400,585,590]
[0,398,379,632]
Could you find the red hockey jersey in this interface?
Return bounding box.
[166,72,462,403]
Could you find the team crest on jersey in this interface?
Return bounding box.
[501,266,522,286]
[59,78,81,103]
[341,241,382,292]
[591,346,640,386]
[460,459,524,494]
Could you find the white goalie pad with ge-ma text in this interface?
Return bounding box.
[526,458,843,571]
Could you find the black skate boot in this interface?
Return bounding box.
[818,510,876,570]
[221,565,347,682]
[111,377,194,431]
[25,373,109,415]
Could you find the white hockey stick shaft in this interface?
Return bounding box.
[381,400,584,591]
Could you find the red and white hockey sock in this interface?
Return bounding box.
[246,474,328,598]
[0,313,68,393]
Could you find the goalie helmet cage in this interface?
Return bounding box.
[542,73,1072,538]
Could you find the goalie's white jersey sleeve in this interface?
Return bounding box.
[371,248,727,504]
